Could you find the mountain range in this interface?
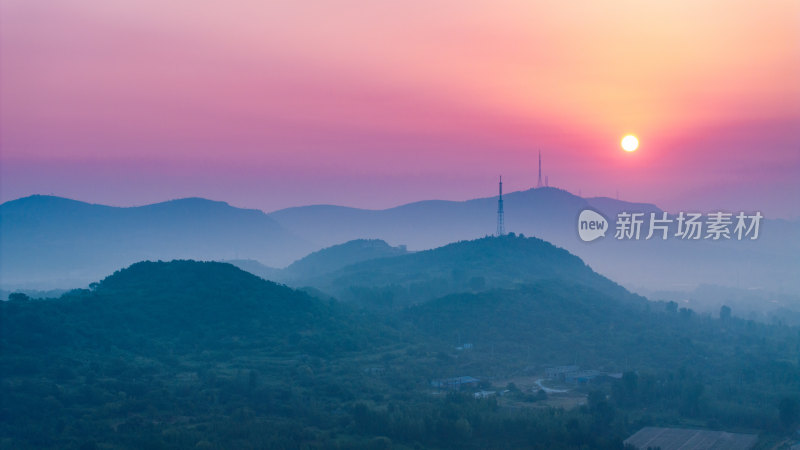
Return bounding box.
[0,195,313,288]
[2,242,799,448]
[269,187,799,296]
[2,190,798,300]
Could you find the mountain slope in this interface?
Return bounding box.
[301,234,638,307]
[225,239,409,283]
[1,260,375,355]
[283,238,408,279]
[2,256,797,450]
[4,191,797,298]
[401,280,786,371]
[269,187,800,295]
[404,282,654,367]
[0,195,314,288]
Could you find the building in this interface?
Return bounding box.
[624,427,757,450]
[564,370,601,384]
[473,390,496,399]
[431,376,480,390]
[545,365,579,379]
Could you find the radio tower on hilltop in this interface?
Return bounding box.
[497,176,505,236]
[537,150,543,188]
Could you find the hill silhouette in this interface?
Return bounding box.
[284,239,408,279]
[2,260,374,356]
[300,234,639,308]
[268,187,799,297]
[3,191,798,303]
[0,195,314,289]
[225,239,409,283]
[222,258,284,281]
[267,187,658,250]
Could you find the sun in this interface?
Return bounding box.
[621,134,639,152]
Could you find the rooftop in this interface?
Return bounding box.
[624,427,757,450]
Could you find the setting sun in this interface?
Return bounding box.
[621,135,639,152]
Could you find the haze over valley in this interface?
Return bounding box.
[3,189,797,321]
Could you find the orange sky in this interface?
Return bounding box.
[1,0,799,216]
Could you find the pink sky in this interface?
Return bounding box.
[1,0,799,217]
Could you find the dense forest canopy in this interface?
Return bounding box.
[1,238,799,449]
[300,235,638,308]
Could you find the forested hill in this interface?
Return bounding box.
[305,234,640,307]
[2,259,799,449]
[225,239,409,283]
[404,281,749,370]
[2,260,380,356]
[284,238,409,279]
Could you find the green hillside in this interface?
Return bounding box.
[310,234,637,307]
[2,261,376,358]
[1,257,798,449]
[285,239,408,279]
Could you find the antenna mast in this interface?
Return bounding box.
[497,176,505,236]
[537,150,543,188]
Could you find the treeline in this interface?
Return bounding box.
[1,259,799,448]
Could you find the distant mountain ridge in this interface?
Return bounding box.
[0,195,314,289]
[284,238,409,279]
[225,238,410,282]
[266,187,662,251]
[2,190,798,298]
[267,187,799,295]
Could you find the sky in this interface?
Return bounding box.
[1,0,799,217]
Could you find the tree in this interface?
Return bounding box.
[680,382,705,416]
[613,371,639,407]
[720,305,732,320]
[453,418,472,440]
[666,301,678,313]
[587,390,615,429]
[623,371,638,392]
[8,292,30,302]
